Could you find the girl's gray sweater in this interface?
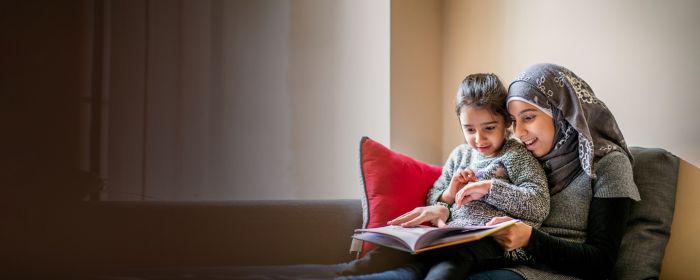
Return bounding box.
[426,138,550,228]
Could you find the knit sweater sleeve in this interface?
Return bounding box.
[484,141,550,226]
[426,145,468,206]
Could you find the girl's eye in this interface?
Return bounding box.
[485,126,496,131]
[466,128,476,134]
[523,114,536,121]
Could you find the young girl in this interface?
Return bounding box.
[339,73,550,279]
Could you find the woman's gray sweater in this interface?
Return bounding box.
[512,151,641,279]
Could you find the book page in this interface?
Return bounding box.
[352,232,415,253]
[354,220,519,253]
[414,220,519,252]
[355,225,468,251]
[355,225,436,250]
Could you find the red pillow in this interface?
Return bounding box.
[357,136,443,254]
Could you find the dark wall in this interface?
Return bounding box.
[1,0,91,195]
[0,0,94,275]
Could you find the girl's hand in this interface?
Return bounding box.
[486,216,532,251]
[454,180,491,206]
[387,205,449,228]
[442,168,477,203]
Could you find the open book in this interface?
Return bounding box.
[352,219,519,254]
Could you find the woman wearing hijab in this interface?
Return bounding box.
[467,63,641,279]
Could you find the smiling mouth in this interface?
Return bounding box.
[522,138,536,148]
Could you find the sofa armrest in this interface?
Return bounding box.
[41,199,362,273]
[221,199,363,265]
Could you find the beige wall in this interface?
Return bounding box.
[390,0,443,165]
[441,0,700,168]
[287,0,391,199]
[440,0,510,157]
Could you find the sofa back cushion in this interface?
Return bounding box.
[614,147,679,279]
[357,137,442,255]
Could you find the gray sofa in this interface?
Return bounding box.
[7,147,679,279]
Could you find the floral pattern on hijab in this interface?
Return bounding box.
[508,63,633,194]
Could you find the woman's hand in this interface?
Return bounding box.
[486,216,533,251]
[441,168,477,203]
[387,205,450,228]
[454,180,491,206]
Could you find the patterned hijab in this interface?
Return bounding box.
[507,63,633,195]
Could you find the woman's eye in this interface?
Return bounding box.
[485,126,496,131]
[523,115,535,121]
[466,128,475,134]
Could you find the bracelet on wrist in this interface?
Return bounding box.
[434,201,451,222]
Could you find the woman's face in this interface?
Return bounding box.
[507,100,555,158]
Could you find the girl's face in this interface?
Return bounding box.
[458,106,507,157]
[507,100,556,158]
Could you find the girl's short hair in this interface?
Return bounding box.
[454,73,510,125]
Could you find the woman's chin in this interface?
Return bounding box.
[528,146,546,158]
